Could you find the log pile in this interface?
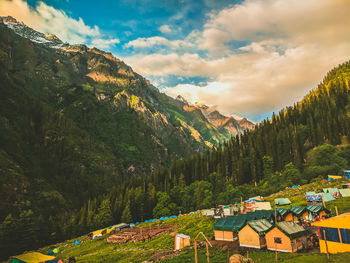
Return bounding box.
[107,225,175,244]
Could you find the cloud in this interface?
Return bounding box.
[124,36,194,50]
[91,38,120,49]
[0,0,119,49]
[125,0,350,119]
[158,25,172,33]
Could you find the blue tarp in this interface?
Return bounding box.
[47,251,54,256]
[130,223,135,227]
[73,241,80,245]
[292,185,298,188]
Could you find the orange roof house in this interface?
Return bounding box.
[238,219,273,249]
[265,221,307,253]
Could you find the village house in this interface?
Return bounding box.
[238,219,273,249]
[265,221,307,252]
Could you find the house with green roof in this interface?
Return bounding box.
[265,221,307,252]
[306,205,329,220]
[238,219,273,249]
[213,210,275,242]
[274,198,291,206]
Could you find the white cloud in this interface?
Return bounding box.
[125,36,194,50]
[158,25,172,33]
[125,0,350,119]
[0,0,119,49]
[91,38,120,49]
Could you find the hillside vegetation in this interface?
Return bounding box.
[22,179,350,263]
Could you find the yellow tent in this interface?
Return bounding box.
[12,252,55,263]
[312,213,350,253]
[328,175,342,180]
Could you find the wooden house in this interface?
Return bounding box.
[289,206,309,221]
[238,219,273,249]
[214,216,242,241]
[214,210,275,242]
[276,208,289,221]
[306,205,329,220]
[312,213,350,253]
[265,221,307,252]
[174,233,191,250]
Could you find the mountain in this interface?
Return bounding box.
[0,16,235,259]
[0,16,234,175]
[194,103,254,135]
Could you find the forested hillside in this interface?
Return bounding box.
[63,60,350,235]
[19,60,348,261]
[0,18,232,260]
[1,15,350,260]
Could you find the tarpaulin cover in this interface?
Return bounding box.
[247,219,273,235]
[289,206,306,216]
[214,210,275,232]
[275,221,306,239]
[73,240,80,245]
[274,198,291,206]
[339,189,350,197]
[323,188,339,195]
[12,252,55,263]
[306,205,323,213]
[276,208,289,217]
[321,193,336,202]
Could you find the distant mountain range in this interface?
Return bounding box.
[0,15,255,224]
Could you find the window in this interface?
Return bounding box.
[340,229,350,244]
[274,237,282,244]
[320,227,340,242]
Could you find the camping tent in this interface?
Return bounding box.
[255,202,272,211]
[312,213,350,253]
[323,188,340,195]
[339,189,350,198]
[320,192,336,202]
[11,252,56,263]
[274,198,291,206]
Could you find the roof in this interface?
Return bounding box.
[306,191,316,196]
[339,189,350,197]
[274,198,291,206]
[214,216,246,232]
[328,175,342,179]
[312,213,350,229]
[276,207,289,217]
[214,210,275,232]
[246,219,273,235]
[320,192,336,202]
[275,221,306,239]
[322,188,339,195]
[289,206,306,216]
[307,205,325,213]
[255,202,272,210]
[177,233,190,239]
[12,252,56,263]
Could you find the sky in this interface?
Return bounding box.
[1,0,350,122]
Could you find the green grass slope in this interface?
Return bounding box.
[22,179,350,263]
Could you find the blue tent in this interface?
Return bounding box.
[292,185,298,188]
[73,240,80,245]
[130,223,135,227]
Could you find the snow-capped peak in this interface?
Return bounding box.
[1,16,65,48]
